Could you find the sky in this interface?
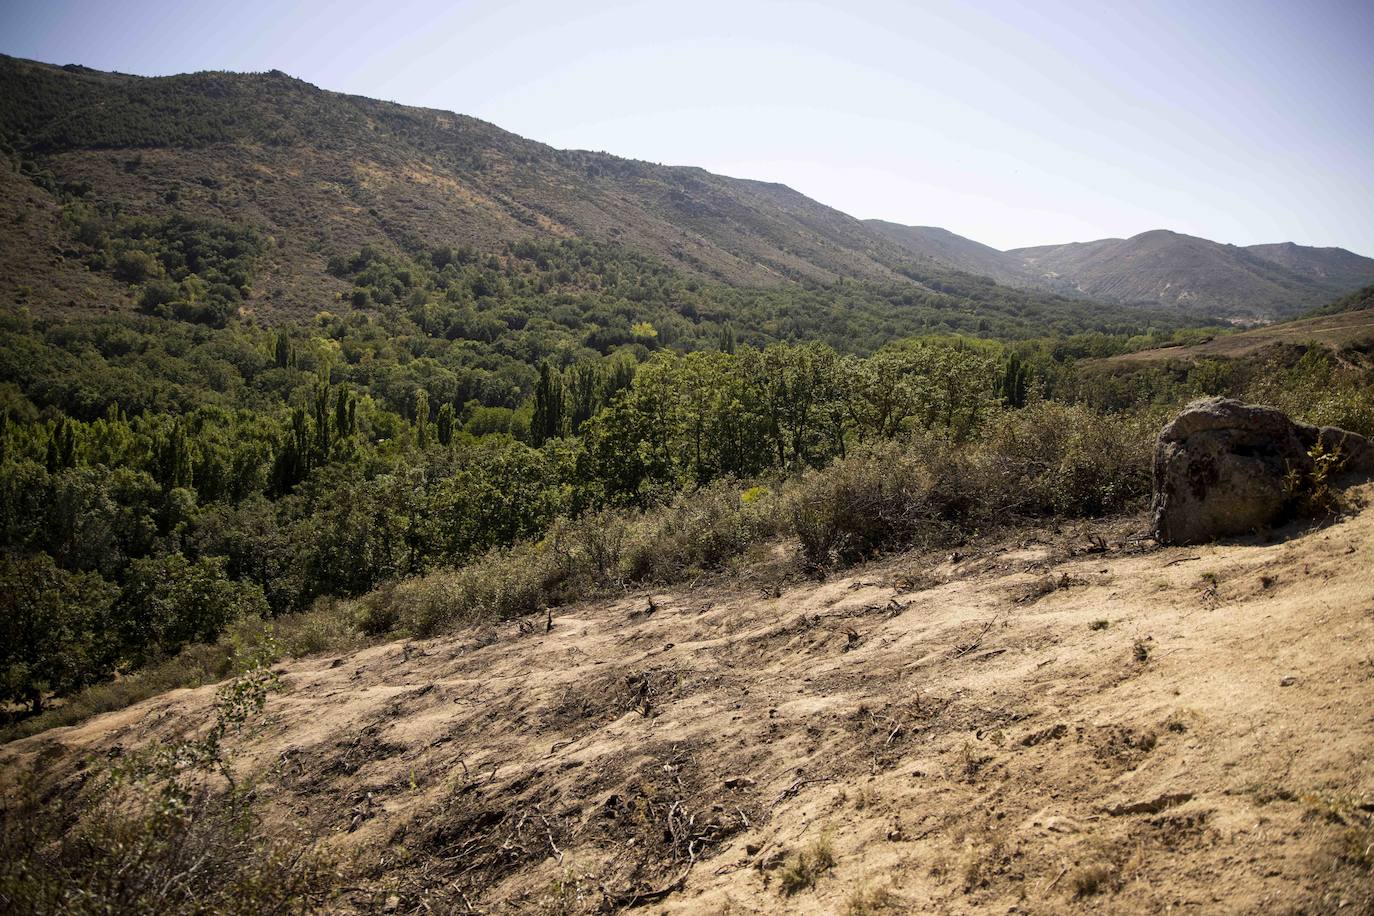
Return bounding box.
[3,0,1372,255]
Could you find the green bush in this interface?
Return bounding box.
[976,402,1158,517]
[621,479,772,582]
[392,543,554,637]
[117,553,270,667]
[0,552,118,714]
[786,441,947,568]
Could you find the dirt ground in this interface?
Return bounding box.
[4,487,1374,914]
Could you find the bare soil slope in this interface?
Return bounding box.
[5,492,1374,913]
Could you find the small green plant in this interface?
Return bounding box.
[1285,441,1345,516]
[779,833,837,896]
[0,644,335,914]
[108,635,282,799]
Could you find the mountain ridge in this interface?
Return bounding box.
[3,54,1372,323]
[871,218,1374,319]
[0,54,922,315]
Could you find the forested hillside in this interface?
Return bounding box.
[864,220,1047,290]
[5,53,1374,736]
[2,53,1088,321]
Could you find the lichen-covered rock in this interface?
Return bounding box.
[1151,398,1374,545]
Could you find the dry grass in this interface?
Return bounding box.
[778,833,837,896]
[845,883,906,914]
[1069,863,1117,898]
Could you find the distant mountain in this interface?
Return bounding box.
[867,222,1374,320]
[1244,242,1374,292]
[2,55,1370,327]
[862,221,1040,289]
[1008,230,1374,320]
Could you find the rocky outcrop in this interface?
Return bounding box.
[1151,398,1374,545]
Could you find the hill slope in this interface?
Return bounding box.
[5,493,1372,912]
[0,56,932,319]
[1009,230,1374,320]
[862,220,1047,290]
[1246,242,1374,291]
[1099,306,1374,366]
[5,56,1369,328]
[866,220,1374,320]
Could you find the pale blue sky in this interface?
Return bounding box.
[3,0,1371,254]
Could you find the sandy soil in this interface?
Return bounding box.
[4,489,1374,914]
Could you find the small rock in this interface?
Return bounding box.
[724,776,756,789]
[1279,675,1297,687]
[1041,815,1081,834]
[383,895,401,912]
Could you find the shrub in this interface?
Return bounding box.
[977,402,1157,517]
[621,479,774,582]
[0,658,336,914]
[786,440,948,568]
[394,542,554,637]
[778,833,836,896]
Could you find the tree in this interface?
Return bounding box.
[718,322,736,355]
[436,402,455,447]
[273,331,293,369]
[530,362,564,446]
[154,419,194,490]
[45,418,77,474]
[116,553,268,666]
[0,552,117,714]
[312,383,332,461]
[271,408,310,494]
[334,384,357,438]
[414,388,431,449]
[565,362,602,433]
[998,352,1030,408]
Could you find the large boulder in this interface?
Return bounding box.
[1151,398,1374,545]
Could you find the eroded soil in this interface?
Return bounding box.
[5,490,1374,914]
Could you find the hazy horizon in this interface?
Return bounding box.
[3,0,1371,256]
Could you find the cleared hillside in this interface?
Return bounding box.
[1103,307,1374,365]
[4,487,1372,913]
